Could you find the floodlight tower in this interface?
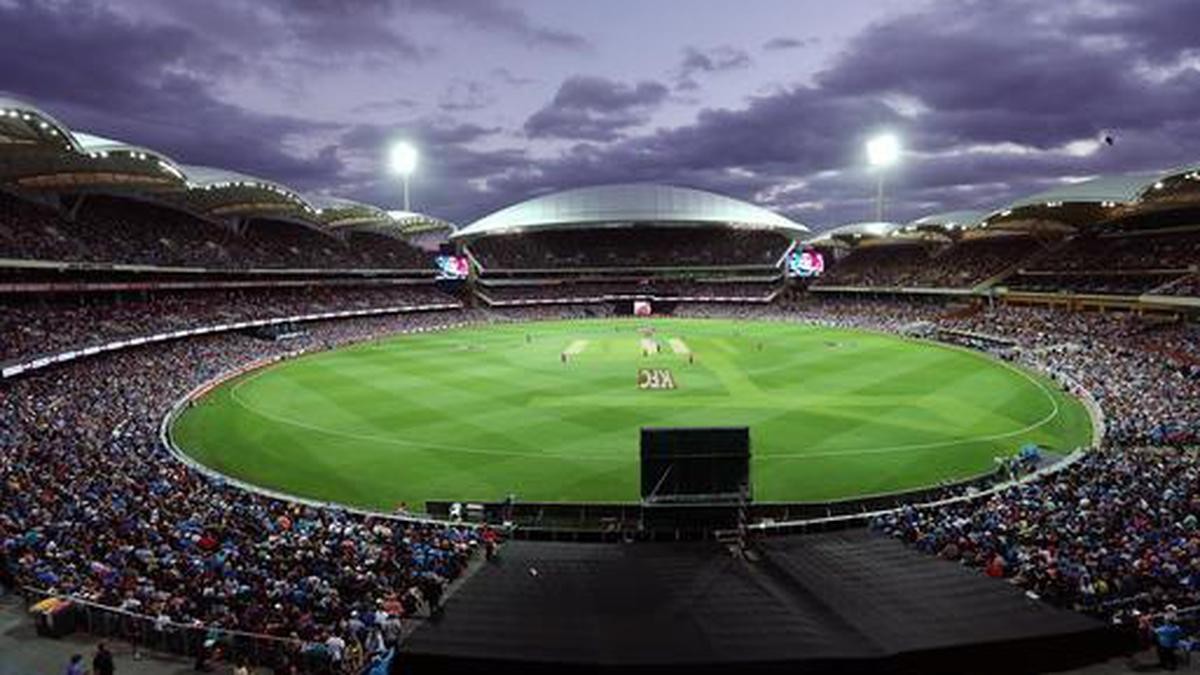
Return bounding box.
[866,133,901,222]
[390,141,419,211]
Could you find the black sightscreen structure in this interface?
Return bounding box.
[640,426,750,503]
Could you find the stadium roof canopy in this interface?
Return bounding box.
[1136,164,1200,210]
[453,183,808,240]
[805,221,900,246]
[905,210,987,232]
[307,194,392,229]
[303,198,455,241]
[978,174,1156,233]
[0,98,187,192]
[1004,174,1152,210]
[150,165,317,221]
[0,96,76,151]
[386,210,457,234]
[0,95,424,236]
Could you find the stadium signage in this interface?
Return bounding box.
[637,368,677,390]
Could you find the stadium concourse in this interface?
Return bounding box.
[0,95,1198,673]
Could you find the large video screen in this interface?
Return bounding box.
[786,247,825,278]
[434,254,470,279]
[640,426,750,501]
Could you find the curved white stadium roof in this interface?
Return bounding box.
[454,183,808,239]
[1001,174,1156,210]
[906,210,988,230]
[0,95,80,150]
[806,221,900,243]
[9,95,1200,241]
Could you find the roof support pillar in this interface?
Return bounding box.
[66,193,86,222]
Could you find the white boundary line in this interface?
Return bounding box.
[760,347,1063,459]
[160,314,1106,525]
[160,319,487,527]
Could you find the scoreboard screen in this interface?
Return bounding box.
[640,426,750,502]
[434,255,469,279]
[786,248,825,277]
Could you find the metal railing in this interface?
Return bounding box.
[18,587,363,674]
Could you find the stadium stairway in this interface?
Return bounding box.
[971,236,1077,292]
[1146,272,1198,296]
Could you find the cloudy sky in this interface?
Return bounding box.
[5,0,1200,229]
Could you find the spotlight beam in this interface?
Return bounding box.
[390,141,419,211]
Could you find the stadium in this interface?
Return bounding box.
[2,6,1200,673]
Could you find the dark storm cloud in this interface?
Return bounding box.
[0,0,344,187]
[524,77,670,141]
[351,97,421,115]
[147,0,429,65]
[817,0,1200,148]
[1070,0,1200,62]
[490,68,537,88]
[472,0,1200,228]
[276,0,428,59]
[254,0,592,60]
[7,0,1200,230]
[675,46,753,90]
[439,80,496,112]
[404,0,590,51]
[481,83,898,224]
[762,37,816,52]
[332,118,520,221]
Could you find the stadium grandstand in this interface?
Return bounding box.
[0,96,448,273]
[810,171,1200,306]
[0,95,463,384]
[1,90,1200,675]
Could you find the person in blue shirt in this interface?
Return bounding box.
[64,654,86,675]
[1155,612,1185,671]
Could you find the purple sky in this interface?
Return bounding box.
[5,0,1200,229]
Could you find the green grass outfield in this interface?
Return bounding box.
[171,318,1093,511]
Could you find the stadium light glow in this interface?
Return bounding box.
[389,141,419,211]
[865,133,902,220]
[390,141,418,176]
[866,133,901,168]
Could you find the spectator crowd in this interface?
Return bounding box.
[1,311,491,672]
[467,227,791,269]
[1,284,458,364]
[874,447,1200,623]
[812,226,1200,296]
[0,192,428,270]
[814,237,1040,289]
[477,279,779,303]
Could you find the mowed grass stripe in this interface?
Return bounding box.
[172,319,1093,510]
